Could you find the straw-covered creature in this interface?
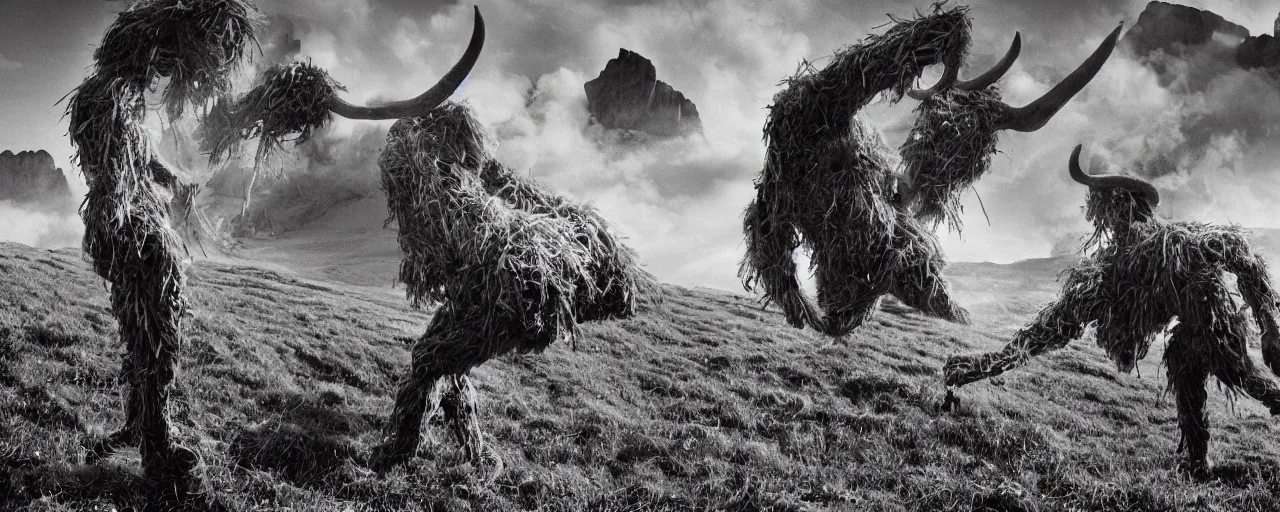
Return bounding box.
[742,3,1121,337]
[204,8,655,472]
[374,103,655,471]
[945,145,1280,474]
[64,0,258,490]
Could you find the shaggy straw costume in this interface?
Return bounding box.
[945,145,1280,474]
[65,0,257,489]
[202,8,654,471]
[373,103,654,470]
[741,3,1122,337]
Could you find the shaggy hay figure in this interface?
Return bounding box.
[374,103,655,470]
[64,0,259,493]
[742,4,1121,337]
[945,145,1280,474]
[208,8,654,471]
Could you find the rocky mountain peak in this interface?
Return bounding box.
[0,150,74,210]
[584,48,702,138]
[1122,1,1249,58]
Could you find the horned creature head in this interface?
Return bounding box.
[899,25,1123,230]
[201,6,485,163]
[1070,144,1161,242]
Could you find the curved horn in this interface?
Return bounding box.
[906,62,959,100]
[329,6,485,120]
[1069,144,1160,207]
[956,32,1021,91]
[997,23,1122,132]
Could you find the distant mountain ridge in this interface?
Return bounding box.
[1122,1,1280,71]
[1122,1,1249,59]
[0,149,74,211]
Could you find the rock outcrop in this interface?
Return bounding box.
[0,150,75,210]
[1121,2,1280,73]
[1236,35,1280,70]
[585,49,702,138]
[1122,1,1249,59]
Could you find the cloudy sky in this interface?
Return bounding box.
[2,0,1280,292]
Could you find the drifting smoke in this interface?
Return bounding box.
[0,201,81,249]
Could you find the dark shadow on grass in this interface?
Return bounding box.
[228,390,370,488]
[14,385,85,431]
[0,461,232,512]
[1211,454,1280,490]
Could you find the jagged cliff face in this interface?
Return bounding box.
[585,49,702,138]
[1122,1,1280,73]
[1122,1,1249,59]
[1237,33,1280,71]
[0,150,75,211]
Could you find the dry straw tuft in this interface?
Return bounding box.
[899,87,1004,231]
[199,61,342,167]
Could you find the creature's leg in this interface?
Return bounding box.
[890,225,969,325]
[130,262,200,487]
[86,354,137,463]
[890,265,969,325]
[944,300,1084,387]
[370,326,448,472]
[814,259,882,337]
[1165,327,1211,475]
[372,308,505,471]
[440,374,485,461]
[741,199,822,330]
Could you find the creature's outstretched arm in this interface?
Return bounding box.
[740,195,823,330]
[1229,249,1280,373]
[944,275,1099,387]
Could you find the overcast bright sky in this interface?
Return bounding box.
[2,0,1279,291]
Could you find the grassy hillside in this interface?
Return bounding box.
[1,241,1279,511]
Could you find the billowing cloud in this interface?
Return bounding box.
[0,201,80,249]
[0,51,20,69]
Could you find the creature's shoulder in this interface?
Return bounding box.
[1158,221,1251,249]
[1123,221,1254,272]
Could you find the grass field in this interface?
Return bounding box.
[2,240,1279,511]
